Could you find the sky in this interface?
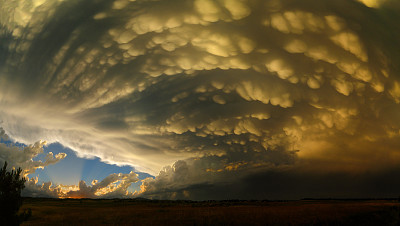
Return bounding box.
[1,0,400,200]
[28,143,153,193]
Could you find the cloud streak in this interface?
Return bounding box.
[1,0,400,199]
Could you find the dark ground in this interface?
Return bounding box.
[20,198,400,225]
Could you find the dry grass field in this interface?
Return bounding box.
[20,198,400,225]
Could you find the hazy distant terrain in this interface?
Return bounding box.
[20,198,400,225]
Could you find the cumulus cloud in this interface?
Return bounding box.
[65,171,138,198]
[0,128,66,176]
[1,0,400,199]
[23,170,138,198]
[1,128,140,199]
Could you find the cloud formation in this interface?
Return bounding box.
[64,171,138,198]
[0,128,66,176]
[23,170,138,198]
[1,0,400,199]
[1,128,139,198]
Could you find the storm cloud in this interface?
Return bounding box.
[1,0,400,199]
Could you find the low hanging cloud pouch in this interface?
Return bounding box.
[1,0,400,199]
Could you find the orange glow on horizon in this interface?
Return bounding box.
[64,195,87,199]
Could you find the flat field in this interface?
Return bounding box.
[20,198,400,225]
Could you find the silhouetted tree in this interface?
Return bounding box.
[0,161,31,225]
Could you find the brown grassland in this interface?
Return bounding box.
[19,198,400,225]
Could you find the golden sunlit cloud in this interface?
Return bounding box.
[357,0,387,7]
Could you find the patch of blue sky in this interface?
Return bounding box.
[26,142,154,194]
[0,137,26,148]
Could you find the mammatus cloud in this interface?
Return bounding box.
[1,0,400,199]
[356,0,389,8]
